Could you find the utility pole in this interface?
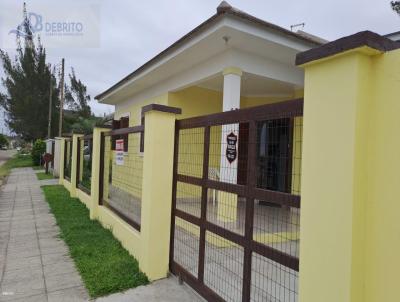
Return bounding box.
[58,58,65,137]
[47,65,53,139]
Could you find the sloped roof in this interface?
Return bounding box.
[96,1,325,101]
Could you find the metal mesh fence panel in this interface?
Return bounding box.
[170,99,303,302]
[77,136,93,194]
[101,129,143,231]
[64,139,72,181]
[173,217,200,277]
[250,252,298,302]
[204,231,244,302]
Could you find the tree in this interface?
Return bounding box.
[69,116,103,134]
[391,1,400,14]
[64,68,91,118]
[0,4,59,140]
[0,134,8,148]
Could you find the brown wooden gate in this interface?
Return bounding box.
[170,99,303,302]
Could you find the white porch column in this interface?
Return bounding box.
[217,67,242,223]
[222,67,242,112]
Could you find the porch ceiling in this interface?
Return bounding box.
[197,72,296,97]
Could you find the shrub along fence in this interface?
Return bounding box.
[57,105,181,281]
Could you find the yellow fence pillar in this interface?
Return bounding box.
[297,40,380,302]
[58,138,65,185]
[90,127,109,220]
[140,104,181,281]
[70,134,82,197]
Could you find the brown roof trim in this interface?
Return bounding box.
[95,2,324,101]
[141,104,182,115]
[296,31,400,66]
[384,30,400,37]
[220,4,324,46]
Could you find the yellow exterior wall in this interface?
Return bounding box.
[168,86,222,119]
[169,86,303,199]
[140,109,177,280]
[108,94,169,201]
[364,49,400,302]
[109,93,168,199]
[169,87,222,191]
[299,47,400,302]
[97,206,142,262]
[115,93,169,121]
[63,178,72,192]
[77,189,91,209]
[102,134,143,202]
[299,51,369,302]
[240,95,293,108]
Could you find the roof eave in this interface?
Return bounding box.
[96,5,325,102]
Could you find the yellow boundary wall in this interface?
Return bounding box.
[57,108,179,281]
[299,45,400,302]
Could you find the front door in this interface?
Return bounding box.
[256,118,292,194]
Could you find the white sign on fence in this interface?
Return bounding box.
[115,139,124,165]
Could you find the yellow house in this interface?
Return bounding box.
[92,1,326,301]
[54,2,400,302]
[95,0,323,229]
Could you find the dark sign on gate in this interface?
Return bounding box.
[226,132,237,164]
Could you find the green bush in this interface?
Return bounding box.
[0,134,8,148]
[31,139,46,166]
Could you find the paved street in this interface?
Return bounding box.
[0,168,88,301]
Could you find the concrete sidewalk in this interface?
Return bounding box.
[0,168,88,302]
[95,277,203,302]
[0,168,203,302]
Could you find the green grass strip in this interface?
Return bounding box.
[0,154,36,178]
[36,172,55,180]
[41,185,149,298]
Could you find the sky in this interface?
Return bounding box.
[0,0,400,134]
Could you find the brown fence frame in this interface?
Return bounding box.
[169,98,303,302]
[51,140,55,169]
[76,134,93,195]
[98,125,144,232]
[63,137,72,182]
